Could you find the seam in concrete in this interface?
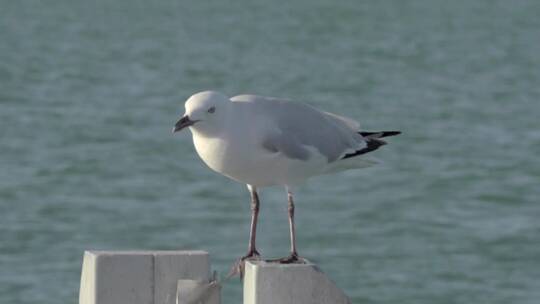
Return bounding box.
[151,254,155,304]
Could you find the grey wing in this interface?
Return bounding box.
[261,132,312,161]
[232,95,366,162]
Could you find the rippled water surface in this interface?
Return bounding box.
[1,1,540,303]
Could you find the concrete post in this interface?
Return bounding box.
[79,250,217,304]
[243,260,351,304]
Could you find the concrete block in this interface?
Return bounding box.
[243,260,351,304]
[154,251,210,304]
[176,275,221,304]
[79,251,153,304]
[79,250,212,304]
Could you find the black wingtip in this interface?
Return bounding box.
[359,131,401,138]
[383,131,401,137]
[342,138,386,159]
[342,131,400,160]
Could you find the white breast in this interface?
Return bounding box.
[191,131,231,174]
[191,127,328,187]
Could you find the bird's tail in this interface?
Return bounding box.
[324,130,401,174]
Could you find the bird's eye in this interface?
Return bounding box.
[207,106,216,113]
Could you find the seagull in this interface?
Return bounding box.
[173,91,400,276]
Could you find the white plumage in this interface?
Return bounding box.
[173,90,400,275]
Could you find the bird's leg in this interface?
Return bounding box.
[267,190,304,264]
[282,191,301,263]
[244,187,261,259]
[228,185,261,278]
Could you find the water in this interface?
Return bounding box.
[1,0,540,303]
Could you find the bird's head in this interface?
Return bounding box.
[173,91,230,134]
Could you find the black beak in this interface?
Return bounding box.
[173,115,196,133]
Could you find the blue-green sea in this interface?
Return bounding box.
[1,1,539,303]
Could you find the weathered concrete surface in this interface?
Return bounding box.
[154,251,210,304]
[243,260,351,304]
[176,276,221,304]
[79,250,211,304]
